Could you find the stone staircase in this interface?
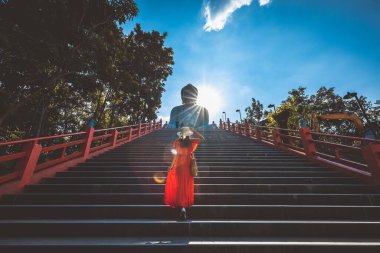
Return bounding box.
[1,128,380,252]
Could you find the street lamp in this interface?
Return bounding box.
[268,104,276,112]
[343,91,378,138]
[222,112,226,122]
[236,109,242,123]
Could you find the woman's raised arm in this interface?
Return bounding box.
[190,128,205,142]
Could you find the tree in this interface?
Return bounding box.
[245,98,264,125]
[0,0,174,140]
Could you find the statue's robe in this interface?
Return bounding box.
[169,103,209,129]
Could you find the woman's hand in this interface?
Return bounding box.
[191,127,205,142]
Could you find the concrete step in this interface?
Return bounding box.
[23,183,379,194]
[1,237,380,253]
[2,193,380,205]
[41,176,360,185]
[55,170,343,177]
[68,165,329,171]
[78,161,316,167]
[0,205,380,220]
[1,220,380,237]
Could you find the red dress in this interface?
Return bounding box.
[164,138,200,208]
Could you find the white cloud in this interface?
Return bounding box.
[203,0,253,32]
[259,0,271,6]
[203,0,271,32]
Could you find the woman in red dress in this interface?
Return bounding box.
[164,127,205,220]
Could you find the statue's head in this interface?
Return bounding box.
[181,83,198,104]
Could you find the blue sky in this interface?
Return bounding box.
[123,0,380,123]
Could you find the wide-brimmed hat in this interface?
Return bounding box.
[177,127,193,137]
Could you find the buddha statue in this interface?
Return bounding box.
[169,84,209,129]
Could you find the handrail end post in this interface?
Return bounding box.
[17,141,42,187]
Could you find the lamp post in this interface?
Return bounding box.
[268,104,276,112]
[343,92,378,139]
[222,112,226,122]
[236,109,242,123]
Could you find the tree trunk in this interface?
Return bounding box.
[109,104,117,128]
[92,91,104,124]
[96,91,110,126]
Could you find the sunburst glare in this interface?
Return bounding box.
[196,85,223,122]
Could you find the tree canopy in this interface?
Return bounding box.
[0,0,174,141]
[245,86,377,137]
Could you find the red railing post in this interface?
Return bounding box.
[83,126,94,159]
[137,121,142,137]
[238,123,242,135]
[227,118,231,131]
[272,129,281,146]
[153,120,156,131]
[159,119,162,128]
[245,120,250,136]
[362,143,380,184]
[16,140,42,187]
[112,129,118,147]
[128,126,133,141]
[299,127,316,158]
[255,127,262,141]
[219,119,223,129]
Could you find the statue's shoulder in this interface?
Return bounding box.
[170,105,183,113]
[198,105,209,114]
[171,105,185,110]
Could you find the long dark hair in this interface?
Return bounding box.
[179,136,191,147]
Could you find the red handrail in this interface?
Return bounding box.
[219,119,380,184]
[0,120,162,193]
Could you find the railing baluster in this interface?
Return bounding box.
[362,143,380,184]
[83,127,95,159]
[255,127,262,141]
[272,129,281,146]
[245,120,250,136]
[112,129,118,147]
[137,122,142,137]
[299,127,316,158]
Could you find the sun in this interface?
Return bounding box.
[196,85,223,121]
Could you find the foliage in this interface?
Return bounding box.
[0,0,174,141]
[246,86,376,137]
[245,98,264,125]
